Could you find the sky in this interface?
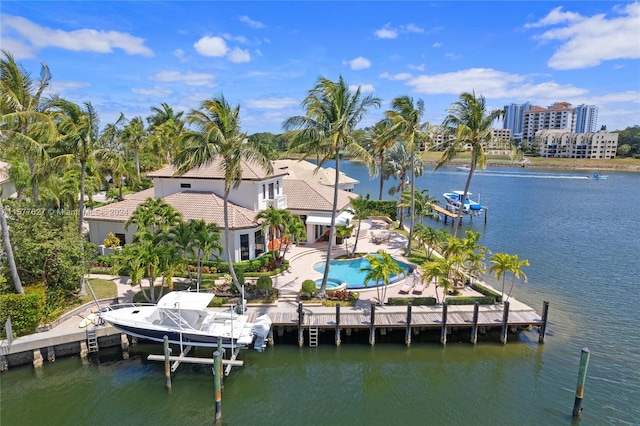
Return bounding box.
[2,1,639,134]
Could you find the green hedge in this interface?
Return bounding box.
[471,283,502,303]
[0,288,45,337]
[387,297,437,306]
[365,200,397,221]
[445,296,496,305]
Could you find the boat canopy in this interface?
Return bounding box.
[156,291,215,310]
[452,190,472,196]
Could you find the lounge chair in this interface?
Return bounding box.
[398,279,412,294]
[412,279,425,295]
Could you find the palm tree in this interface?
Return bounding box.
[489,252,529,302]
[281,214,306,260]
[284,76,380,296]
[345,194,371,257]
[434,92,505,237]
[1,50,56,204]
[385,96,429,257]
[255,206,287,260]
[190,219,222,292]
[359,250,402,305]
[124,198,182,236]
[122,116,146,178]
[384,141,423,230]
[0,198,24,293]
[174,95,273,297]
[147,103,185,165]
[335,221,354,254]
[47,99,101,235]
[420,256,454,304]
[167,220,196,282]
[365,119,394,200]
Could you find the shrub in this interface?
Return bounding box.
[445,296,495,305]
[103,232,121,248]
[387,297,437,306]
[301,279,316,294]
[256,276,273,294]
[0,287,45,337]
[471,283,502,303]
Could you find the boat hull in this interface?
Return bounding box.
[109,323,251,349]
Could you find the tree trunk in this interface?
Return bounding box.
[378,152,385,200]
[318,149,340,297]
[224,191,242,294]
[453,164,475,237]
[78,161,87,296]
[29,157,39,204]
[351,220,362,257]
[0,198,24,294]
[406,146,416,256]
[135,149,141,178]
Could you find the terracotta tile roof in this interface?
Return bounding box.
[85,190,259,229]
[272,159,359,185]
[283,179,357,213]
[147,157,286,180]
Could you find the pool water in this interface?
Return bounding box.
[313,255,413,290]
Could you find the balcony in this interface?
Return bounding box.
[265,195,288,210]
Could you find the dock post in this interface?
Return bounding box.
[121,334,130,360]
[335,303,341,347]
[297,302,304,348]
[405,303,412,346]
[440,302,448,345]
[484,207,488,224]
[33,349,43,368]
[217,339,224,389]
[163,335,171,390]
[369,305,376,346]
[213,350,222,424]
[500,301,510,344]
[539,301,550,344]
[47,346,55,362]
[572,348,590,418]
[471,301,479,344]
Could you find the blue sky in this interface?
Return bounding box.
[2,1,639,134]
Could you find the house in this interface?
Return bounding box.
[0,161,17,199]
[85,157,357,262]
[272,159,359,192]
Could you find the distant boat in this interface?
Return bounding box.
[443,190,484,215]
[588,172,608,180]
[456,165,471,171]
[100,291,272,352]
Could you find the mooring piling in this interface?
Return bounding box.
[440,302,448,345]
[572,347,591,418]
[213,350,222,424]
[369,305,376,346]
[163,335,171,390]
[335,303,341,347]
[471,301,479,344]
[297,302,304,347]
[405,303,412,346]
[539,301,550,343]
[500,301,510,344]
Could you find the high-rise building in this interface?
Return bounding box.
[523,102,576,142]
[503,102,532,143]
[574,104,598,133]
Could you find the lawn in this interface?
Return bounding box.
[80,278,118,303]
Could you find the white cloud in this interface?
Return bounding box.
[527,3,640,69]
[379,71,412,81]
[1,14,154,56]
[349,56,371,70]
[408,64,425,71]
[402,23,424,33]
[0,38,36,59]
[444,52,461,60]
[194,36,228,57]
[375,24,397,39]
[228,47,251,63]
[245,97,298,109]
[432,42,443,48]
[349,84,375,93]
[222,33,248,43]
[132,86,173,97]
[239,15,265,29]
[406,68,588,101]
[150,71,216,87]
[173,49,188,62]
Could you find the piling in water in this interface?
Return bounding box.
[500,301,510,344]
[214,350,222,423]
[440,303,448,345]
[539,301,550,344]
[335,303,341,347]
[163,335,171,390]
[405,303,412,346]
[572,348,590,417]
[471,301,479,344]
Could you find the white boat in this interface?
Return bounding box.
[443,190,484,215]
[456,165,471,171]
[588,172,608,180]
[99,291,272,352]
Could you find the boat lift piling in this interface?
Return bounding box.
[213,350,222,424]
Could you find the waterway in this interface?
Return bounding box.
[2,163,639,425]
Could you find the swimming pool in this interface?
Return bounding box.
[313,255,413,290]
[314,278,347,291]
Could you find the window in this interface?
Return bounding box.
[255,230,264,257]
[268,183,274,199]
[240,234,250,261]
[180,183,191,189]
[114,233,126,246]
[276,180,279,195]
[263,184,266,199]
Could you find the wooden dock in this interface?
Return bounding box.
[247,300,549,347]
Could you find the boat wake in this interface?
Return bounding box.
[440,171,590,180]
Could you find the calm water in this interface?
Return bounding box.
[2,162,639,425]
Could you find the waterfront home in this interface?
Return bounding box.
[85,157,356,262]
[272,159,359,192]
